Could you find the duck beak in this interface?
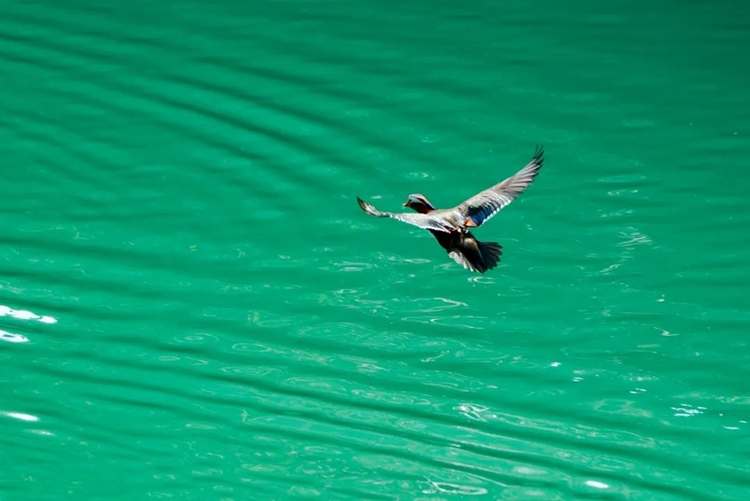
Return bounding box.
[403,200,410,207]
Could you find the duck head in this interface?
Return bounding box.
[403,194,436,214]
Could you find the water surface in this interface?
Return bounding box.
[1,1,749,499]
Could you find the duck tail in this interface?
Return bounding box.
[478,241,502,271]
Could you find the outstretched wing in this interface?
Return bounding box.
[357,197,455,233]
[455,146,544,227]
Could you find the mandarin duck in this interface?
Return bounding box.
[357,146,543,273]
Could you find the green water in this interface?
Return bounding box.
[2,1,749,499]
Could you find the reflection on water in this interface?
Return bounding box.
[0,305,57,343]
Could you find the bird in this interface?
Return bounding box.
[356,146,543,273]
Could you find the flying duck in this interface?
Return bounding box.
[357,146,543,273]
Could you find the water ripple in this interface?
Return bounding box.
[2,1,750,499]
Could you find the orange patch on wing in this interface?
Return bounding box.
[463,217,478,227]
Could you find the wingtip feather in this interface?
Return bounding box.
[357,197,379,216]
[532,145,544,168]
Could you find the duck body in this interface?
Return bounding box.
[429,228,502,273]
[405,197,502,273]
[356,146,543,273]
